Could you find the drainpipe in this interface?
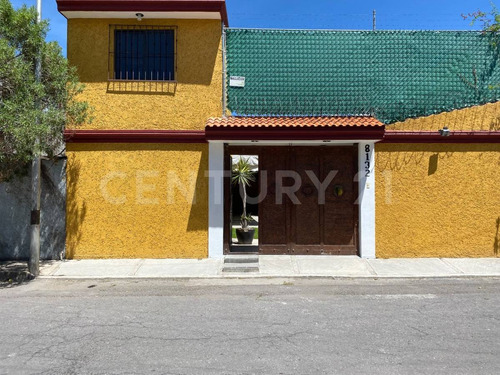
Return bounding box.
[221,22,227,118]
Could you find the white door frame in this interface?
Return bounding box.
[208,142,225,259]
[357,142,376,259]
[208,140,378,259]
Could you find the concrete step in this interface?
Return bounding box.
[222,256,260,273]
[222,265,260,273]
[224,255,259,264]
[231,239,259,247]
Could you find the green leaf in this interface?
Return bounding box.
[0,0,92,179]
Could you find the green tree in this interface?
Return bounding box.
[463,3,500,33]
[0,0,90,179]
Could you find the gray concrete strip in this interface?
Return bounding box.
[51,259,142,277]
[259,255,295,276]
[440,258,500,276]
[295,255,374,277]
[39,260,61,276]
[131,258,146,276]
[290,256,300,274]
[439,258,466,274]
[364,258,378,276]
[367,258,461,277]
[134,259,222,278]
[31,257,500,280]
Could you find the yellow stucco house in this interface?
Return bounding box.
[58,0,500,259]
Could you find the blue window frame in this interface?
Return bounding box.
[113,28,175,81]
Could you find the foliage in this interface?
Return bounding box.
[462,3,500,92]
[0,0,91,179]
[231,157,255,230]
[463,2,500,33]
[232,157,255,188]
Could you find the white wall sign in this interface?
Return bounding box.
[229,76,245,88]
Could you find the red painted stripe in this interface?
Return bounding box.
[64,129,500,144]
[64,129,207,143]
[56,0,229,25]
[205,126,386,141]
[382,131,500,143]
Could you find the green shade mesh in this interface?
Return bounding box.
[226,29,500,123]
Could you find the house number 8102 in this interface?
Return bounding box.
[364,145,371,177]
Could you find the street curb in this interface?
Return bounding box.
[37,274,500,281]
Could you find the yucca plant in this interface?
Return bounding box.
[232,157,255,231]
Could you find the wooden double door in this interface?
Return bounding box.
[258,146,358,255]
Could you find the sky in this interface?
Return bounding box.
[10,0,495,56]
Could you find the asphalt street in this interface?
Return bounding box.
[0,278,499,374]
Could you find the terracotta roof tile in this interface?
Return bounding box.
[206,116,383,128]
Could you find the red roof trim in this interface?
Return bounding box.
[56,1,229,25]
[382,130,500,143]
[64,129,207,143]
[205,127,386,141]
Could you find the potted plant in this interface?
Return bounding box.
[232,157,256,244]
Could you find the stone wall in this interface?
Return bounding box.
[0,158,66,260]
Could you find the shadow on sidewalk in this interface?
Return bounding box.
[0,261,34,288]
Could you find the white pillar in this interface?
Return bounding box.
[208,142,225,258]
[358,142,376,259]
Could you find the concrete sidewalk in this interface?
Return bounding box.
[35,256,500,279]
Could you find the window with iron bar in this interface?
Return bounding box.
[109,25,177,82]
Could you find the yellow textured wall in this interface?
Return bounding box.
[376,143,500,258]
[68,19,222,130]
[66,143,209,259]
[390,102,500,131]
